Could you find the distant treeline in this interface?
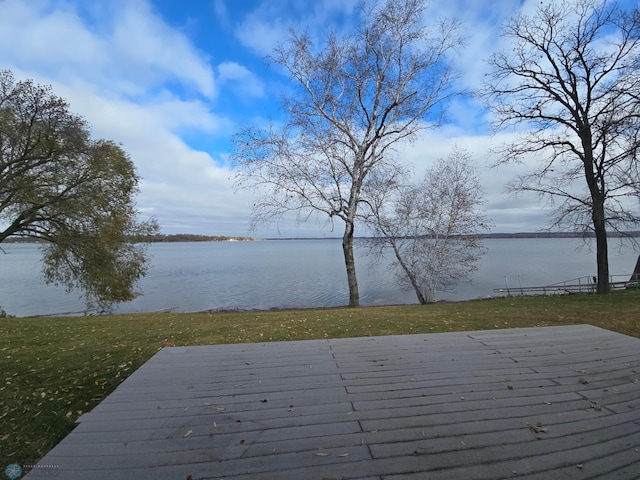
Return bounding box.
[476,231,640,239]
[3,234,256,244]
[134,234,256,243]
[356,231,640,241]
[347,231,640,241]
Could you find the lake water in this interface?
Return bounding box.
[1,238,637,317]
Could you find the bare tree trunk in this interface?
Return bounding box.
[389,240,427,305]
[592,198,610,294]
[342,220,359,307]
[584,133,610,294]
[594,230,610,294]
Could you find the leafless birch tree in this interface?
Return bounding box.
[231,0,461,306]
[366,148,490,304]
[483,0,640,293]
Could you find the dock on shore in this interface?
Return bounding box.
[494,274,639,297]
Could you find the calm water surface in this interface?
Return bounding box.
[0,238,637,317]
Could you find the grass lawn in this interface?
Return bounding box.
[1,289,639,470]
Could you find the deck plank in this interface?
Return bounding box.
[25,325,640,479]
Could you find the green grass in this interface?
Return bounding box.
[1,289,639,470]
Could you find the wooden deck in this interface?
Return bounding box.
[26,325,640,479]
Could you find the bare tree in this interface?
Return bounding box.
[483,0,640,294]
[366,147,490,304]
[231,0,461,306]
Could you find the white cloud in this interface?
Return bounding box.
[234,0,359,57]
[44,83,245,233]
[394,126,558,233]
[429,0,523,92]
[235,10,288,57]
[0,0,254,235]
[218,62,265,98]
[0,0,102,68]
[0,0,216,98]
[213,0,230,29]
[111,0,216,98]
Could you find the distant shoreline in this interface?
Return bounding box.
[268,231,640,241]
[2,234,256,244]
[4,231,639,243]
[474,231,640,239]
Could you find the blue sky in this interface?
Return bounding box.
[1,0,632,237]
